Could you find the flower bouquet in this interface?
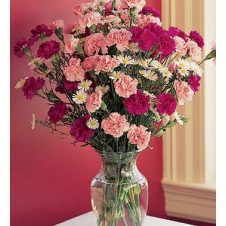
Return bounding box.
[14,0,215,225]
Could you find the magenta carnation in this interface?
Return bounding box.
[63,80,78,93]
[156,93,177,115]
[104,6,113,16]
[70,115,94,142]
[159,31,176,55]
[123,90,150,115]
[56,79,78,94]
[147,22,163,35]
[168,26,187,41]
[189,31,204,48]
[139,29,158,51]
[130,26,143,43]
[37,41,60,59]
[31,24,53,39]
[188,75,201,92]
[48,102,68,123]
[22,77,45,99]
[14,38,29,58]
[141,6,160,18]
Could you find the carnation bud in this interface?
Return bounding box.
[166,121,177,128]
[101,102,107,110]
[22,46,32,58]
[155,130,164,137]
[40,33,46,42]
[89,25,97,33]
[51,55,60,64]
[76,44,85,56]
[55,28,64,42]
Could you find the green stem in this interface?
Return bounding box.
[121,216,128,226]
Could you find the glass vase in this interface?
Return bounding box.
[91,151,148,226]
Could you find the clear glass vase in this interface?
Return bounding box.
[91,151,148,226]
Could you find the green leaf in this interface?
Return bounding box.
[111,0,116,10]
[205,49,216,61]
[37,63,48,72]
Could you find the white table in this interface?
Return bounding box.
[55,212,193,226]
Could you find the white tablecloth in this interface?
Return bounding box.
[55,212,193,226]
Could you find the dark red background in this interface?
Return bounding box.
[10,0,215,226]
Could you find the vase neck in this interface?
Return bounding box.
[98,152,140,183]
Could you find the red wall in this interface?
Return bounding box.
[10,1,214,226]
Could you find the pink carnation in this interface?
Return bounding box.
[82,55,101,72]
[168,61,178,72]
[127,125,151,150]
[86,91,102,113]
[104,15,121,26]
[136,14,161,28]
[186,40,202,62]
[125,0,146,12]
[101,113,129,138]
[174,36,187,56]
[64,36,79,54]
[64,58,85,82]
[73,5,84,15]
[94,55,119,74]
[174,80,194,105]
[114,75,138,98]
[119,13,131,27]
[105,0,128,10]
[64,23,81,34]
[78,12,101,29]
[49,20,64,30]
[84,33,108,56]
[106,29,132,52]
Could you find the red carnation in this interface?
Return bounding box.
[156,93,177,115]
[188,75,201,92]
[37,40,60,59]
[48,102,68,123]
[22,77,45,99]
[70,115,94,142]
[124,90,150,115]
